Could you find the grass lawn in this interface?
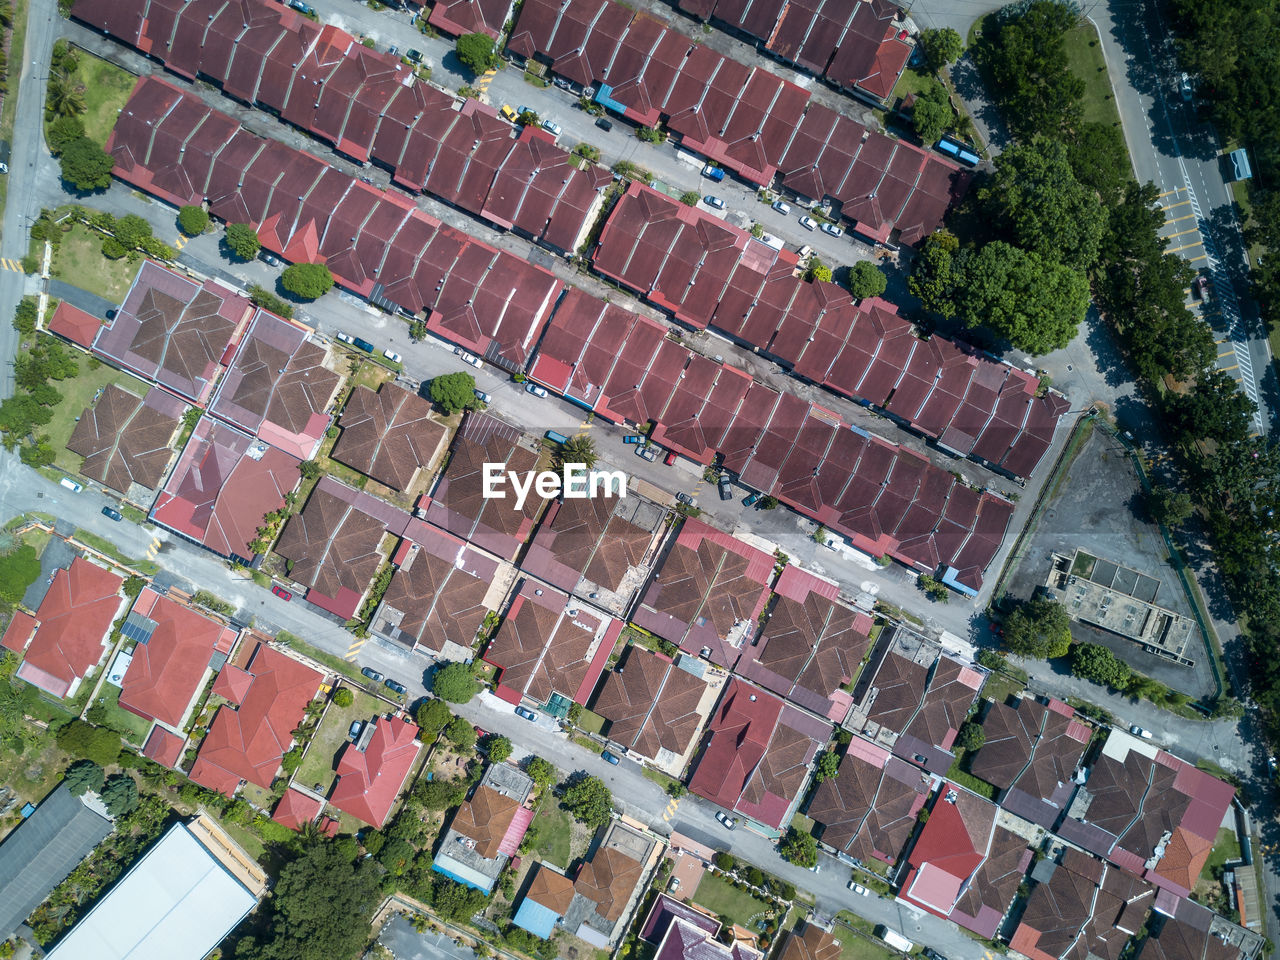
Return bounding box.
[46,355,151,475]
[945,752,997,801]
[791,812,815,834]
[50,224,141,303]
[531,801,573,868]
[891,66,937,102]
[693,874,771,927]
[280,635,372,686]
[294,685,385,795]
[76,51,138,148]
[90,680,153,746]
[1202,827,1242,881]
[1063,22,1123,129]
[837,931,897,960]
[981,670,1026,705]
[73,528,159,575]
[576,708,605,735]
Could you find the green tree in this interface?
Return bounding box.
[525,756,556,788]
[445,716,477,751]
[912,79,954,145]
[112,213,152,249]
[712,852,734,871]
[237,841,381,960]
[431,875,490,921]
[332,687,354,708]
[13,296,38,336]
[429,371,478,413]
[679,191,700,206]
[805,258,833,283]
[225,223,262,260]
[848,260,888,300]
[908,230,960,318]
[1147,485,1195,527]
[0,545,41,604]
[554,433,597,471]
[1072,643,1132,689]
[1168,369,1255,446]
[956,241,1090,354]
[920,27,964,72]
[484,734,512,763]
[47,114,85,155]
[813,750,840,783]
[1065,122,1130,206]
[957,721,986,752]
[561,772,613,828]
[299,459,321,480]
[981,136,1108,271]
[455,33,497,73]
[977,0,1084,139]
[281,263,335,300]
[1003,594,1072,659]
[46,68,85,119]
[64,759,105,796]
[433,662,480,703]
[779,827,817,868]
[59,137,114,191]
[416,698,453,741]
[100,774,139,817]
[55,720,121,766]
[178,205,209,236]
[418,777,468,810]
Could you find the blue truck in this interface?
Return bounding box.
[545,430,570,445]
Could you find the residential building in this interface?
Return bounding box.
[591,645,710,770]
[329,715,421,828]
[331,383,447,491]
[67,383,183,497]
[434,763,535,893]
[513,862,578,938]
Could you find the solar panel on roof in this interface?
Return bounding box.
[121,612,159,645]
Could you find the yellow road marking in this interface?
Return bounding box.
[1158,187,1185,198]
[1165,213,1196,224]
[1168,241,1204,254]
[1161,199,1191,211]
[1219,363,1239,373]
[1164,228,1200,240]
[1185,254,1208,263]
[1218,348,1236,358]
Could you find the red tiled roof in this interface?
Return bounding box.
[900,787,997,917]
[329,715,421,827]
[213,664,254,705]
[141,725,186,768]
[20,558,123,692]
[273,786,325,832]
[117,590,230,727]
[47,300,103,348]
[190,643,323,795]
[1,611,37,653]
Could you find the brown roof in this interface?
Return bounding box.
[1142,903,1241,960]
[863,652,930,734]
[750,592,870,707]
[380,545,492,654]
[273,484,386,603]
[66,384,179,493]
[778,924,841,960]
[807,748,927,864]
[452,784,520,859]
[523,494,653,595]
[485,586,598,705]
[1085,753,1187,857]
[951,825,1028,926]
[592,646,707,760]
[332,383,446,490]
[903,656,984,751]
[1011,849,1105,960]
[649,541,761,642]
[971,699,1040,790]
[575,846,643,924]
[526,863,577,916]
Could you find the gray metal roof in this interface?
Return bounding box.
[0,783,114,940]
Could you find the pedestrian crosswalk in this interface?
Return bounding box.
[662,797,680,822]
[0,258,23,272]
[144,535,162,562]
[473,67,498,97]
[345,635,367,661]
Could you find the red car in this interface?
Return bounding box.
[664,450,677,466]
[271,584,292,601]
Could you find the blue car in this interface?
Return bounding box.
[515,706,537,721]
[602,749,620,765]
[623,435,644,444]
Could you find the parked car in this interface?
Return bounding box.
[820,222,843,238]
[406,49,424,63]
[500,104,518,122]
[602,749,620,765]
[808,861,820,873]
[1193,275,1210,300]
[849,882,869,896]
[262,252,282,267]
[668,877,681,891]
[525,383,549,398]
[718,474,732,500]
[349,720,364,740]
[664,450,677,466]
[271,584,293,601]
[101,505,123,521]
[702,164,726,182]
[387,45,398,57]
[704,195,726,209]
[456,347,483,367]
[384,678,408,696]
[798,215,817,230]
[715,811,737,830]
[553,76,574,91]
[361,666,384,682]
[595,117,613,131]
[352,337,375,353]
[675,492,696,506]
[771,199,791,215]
[541,119,563,136]
[383,348,402,363]
[515,706,538,721]
[623,434,644,444]
[60,477,84,493]
[287,0,315,14]
[1179,72,1193,102]
[473,388,492,404]
[336,331,355,344]
[637,444,658,461]
[1129,725,1153,739]
[743,492,761,507]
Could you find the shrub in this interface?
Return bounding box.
[455,33,497,73]
[332,687,354,708]
[280,262,335,300]
[178,205,209,236]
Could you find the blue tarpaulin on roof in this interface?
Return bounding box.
[432,861,496,893]
[940,567,978,598]
[594,84,626,114]
[513,899,558,938]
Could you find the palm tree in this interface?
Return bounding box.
[46,69,85,119]
[554,433,597,471]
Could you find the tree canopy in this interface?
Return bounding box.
[1072,643,1132,689]
[101,774,139,817]
[55,720,121,766]
[59,137,115,191]
[912,79,954,146]
[225,223,261,260]
[429,372,478,414]
[178,205,209,236]
[0,545,41,604]
[561,773,613,828]
[909,230,960,318]
[1002,593,1073,659]
[280,263,334,300]
[65,759,105,797]
[416,699,452,741]
[813,750,840,783]
[957,722,986,752]
[554,434,597,471]
[847,260,888,300]
[444,716,477,751]
[1147,484,1195,528]
[525,756,556,788]
[976,1,1084,139]
[455,33,497,73]
[779,827,818,868]
[432,662,480,703]
[1168,369,1256,446]
[919,27,964,72]
[484,734,513,763]
[47,114,85,155]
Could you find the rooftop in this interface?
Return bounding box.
[67,384,182,495]
[332,383,447,491]
[591,645,709,764]
[330,715,421,828]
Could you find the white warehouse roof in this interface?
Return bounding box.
[44,819,262,960]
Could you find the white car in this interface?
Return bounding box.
[455,347,483,368]
[798,215,817,230]
[473,388,492,404]
[541,119,563,136]
[1179,72,1193,102]
[820,222,843,238]
[1129,725,1153,740]
[849,881,869,896]
[771,199,791,215]
[335,331,355,344]
[383,348,402,363]
[525,383,549,398]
